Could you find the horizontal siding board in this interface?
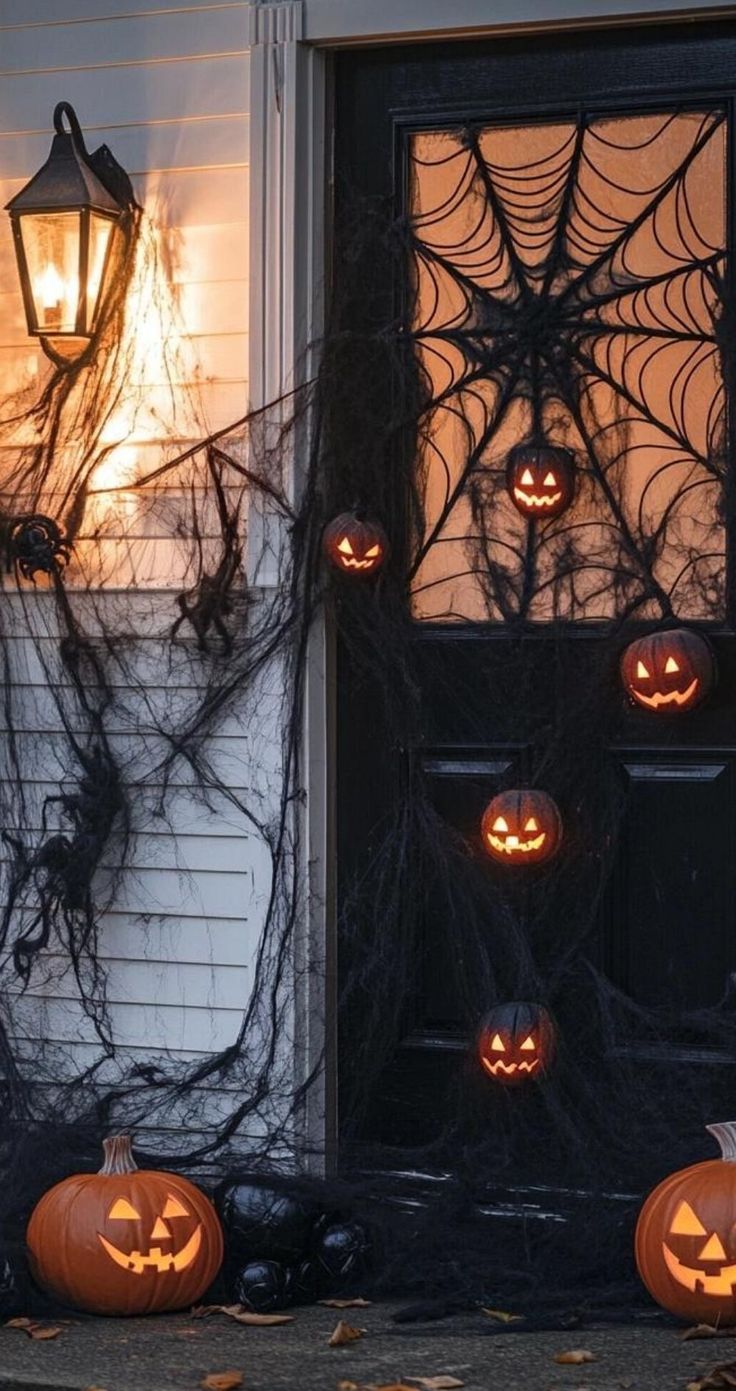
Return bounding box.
[0,54,250,132]
[0,165,249,225]
[0,8,248,73]
[0,115,250,180]
[9,995,244,1050]
[0,220,249,286]
[0,332,248,382]
[0,782,262,836]
[14,956,253,1010]
[0,1,247,26]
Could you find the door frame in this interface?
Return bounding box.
[246,0,736,1172]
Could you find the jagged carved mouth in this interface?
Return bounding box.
[663,1242,736,1296]
[481,1057,540,1077]
[487,832,546,855]
[513,488,563,509]
[98,1223,202,1274]
[632,677,698,710]
[338,556,380,571]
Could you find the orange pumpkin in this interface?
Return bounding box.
[636,1122,736,1324]
[481,789,562,867]
[620,628,715,715]
[322,512,388,576]
[26,1134,223,1315]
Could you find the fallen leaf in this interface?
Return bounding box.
[406,1378,465,1389]
[553,1350,596,1366]
[321,1298,373,1309]
[337,1383,359,1391]
[688,1365,736,1391]
[328,1319,367,1347]
[201,1374,243,1391]
[481,1307,525,1324]
[190,1303,292,1326]
[684,1326,736,1342]
[6,1318,62,1340]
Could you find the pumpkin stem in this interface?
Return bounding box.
[99,1134,139,1175]
[706,1122,736,1162]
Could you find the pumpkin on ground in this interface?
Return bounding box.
[26,1134,223,1315]
[636,1121,736,1324]
[481,789,562,866]
[476,1001,557,1086]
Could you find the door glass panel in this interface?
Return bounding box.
[408,110,727,623]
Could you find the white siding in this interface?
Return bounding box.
[0,1,258,1152]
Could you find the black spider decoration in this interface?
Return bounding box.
[9,514,71,581]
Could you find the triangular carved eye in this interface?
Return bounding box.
[520,1036,536,1051]
[543,472,556,486]
[364,545,380,558]
[337,537,354,556]
[109,1197,141,1220]
[636,660,650,679]
[670,1200,707,1236]
[492,816,509,833]
[665,656,680,674]
[520,468,534,486]
[699,1232,727,1261]
[490,1033,505,1052]
[162,1194,190,1219]
[524,817,538,832]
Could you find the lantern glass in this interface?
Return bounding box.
[20,210,81,334]
[87,211,115,328]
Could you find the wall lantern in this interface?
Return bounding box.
[5,102,137,365]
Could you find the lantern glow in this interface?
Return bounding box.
[5,102,137,363]
[620,628,715,715]
[476,1002,556,1085]
[481,789,562,866]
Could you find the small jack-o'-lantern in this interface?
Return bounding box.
[322,512,388,576]
[26,1134,223,1315]
[635,1122,736,1324]
[620,628,714,715]
[477,1001,556,1086]
[481,789,562,867]
[506,441,576,520]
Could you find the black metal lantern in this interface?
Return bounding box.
[5,102,137,362]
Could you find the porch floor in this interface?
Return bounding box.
[0,1301,719,1391]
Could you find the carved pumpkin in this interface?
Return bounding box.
[322,512,388,576]
[477,1001,556,1086]
[505,441,576,520]
[635,1122,736,1324]
[620,628,714,715]
[26,1134,223,1315]
[481,789,562,866]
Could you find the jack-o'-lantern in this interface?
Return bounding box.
[477,1001,556,1086]
[481,789,562,867]
[505,441,576,520]
[620,628,715,715]
[635,1122,736,1324]
[322,512,388,576]
[26,1134,223,1315]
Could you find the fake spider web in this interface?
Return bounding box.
[408,107,727,624]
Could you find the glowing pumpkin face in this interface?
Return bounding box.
[506,442,576,520]
[26,1135,223,1315]
[636,1122,736,1323]
[477,1002,556,1087]
[481,789,562,867]
[620,628,714,715]
[322,512,388,575]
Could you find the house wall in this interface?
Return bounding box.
[0,0,260,1155]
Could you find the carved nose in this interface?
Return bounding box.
[699,1232,727,1261]
[151,1217,171,1241]
[506,835,519,848]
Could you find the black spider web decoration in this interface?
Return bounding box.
[407,106,728,624]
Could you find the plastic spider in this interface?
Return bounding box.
[9,514,71,581]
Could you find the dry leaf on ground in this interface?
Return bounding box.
[190,1304,292,1327]
[405,1377,465,1388]
[553,1350,596,1365]
[328,1319,367,1347]
[321,1298,373,1309]
[687,1364,736,1391]
[481,1308,525,1324]
[6,1318,62,1340]
[201,1373,243,1391]
[684,1326,736,1342]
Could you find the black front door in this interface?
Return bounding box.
[332,20,736,1207]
